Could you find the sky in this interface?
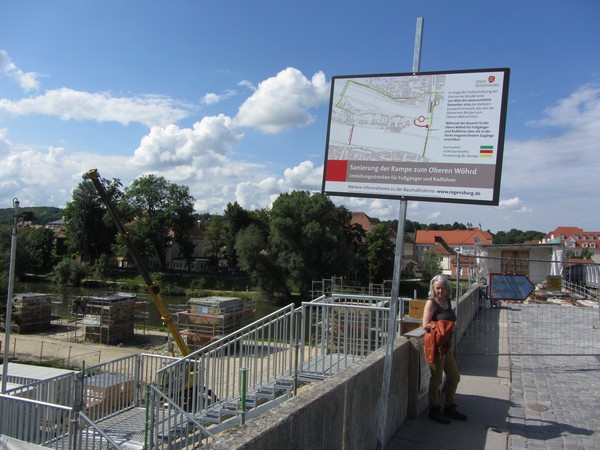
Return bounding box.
[0,1,599,234]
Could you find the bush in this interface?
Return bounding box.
[51,258,89,286]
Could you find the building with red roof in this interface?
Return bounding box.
[542,226,600,263]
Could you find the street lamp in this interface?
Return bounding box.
[2,198,20,393]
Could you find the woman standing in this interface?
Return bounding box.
[422,274,467,424]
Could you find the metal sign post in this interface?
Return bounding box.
[376,17,423,450]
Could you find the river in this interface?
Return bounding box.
[18,281,281,329]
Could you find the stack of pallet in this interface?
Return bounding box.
[82,293,136,345]
[8,293,54,333]
[178,296,255,350]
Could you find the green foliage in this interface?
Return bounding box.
[51,258,90,286]
[223,202,253,268]
[268,191,356,299]
[0,225,11,293]
[419,250,442,282]
[64,178,122,263]
[17,226,57,274]
[204,215,225,260]
[92,254,112,280]
[119,174,196,271]
[492,228,545,244]
[565,248,593,260]
[235,223,287,300]
[365,223,395,283]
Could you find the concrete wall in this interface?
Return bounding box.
[206,285,481,450]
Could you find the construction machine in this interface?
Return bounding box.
[83,169,191,356]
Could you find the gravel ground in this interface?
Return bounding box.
[1,321,175,369]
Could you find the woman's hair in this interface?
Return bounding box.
[428,274,452,301]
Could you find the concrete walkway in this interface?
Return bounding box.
[387,303,600,449]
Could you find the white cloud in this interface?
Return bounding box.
[0,88,191,127]
[202,89,236,105]
[280,161,322,189]
[0,145,133,207]
[527,84,600,129]
[499,197,532,213]
[0,49,40,92]
[499,197,522,208]
[0,128,11,155]
[2,68,600,235]
[235,67,329,133]
[131,114,243,169]
[238,80,256,91]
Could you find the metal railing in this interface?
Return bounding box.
[300,295,393,379]
[4,372,78,407]
[154,294,399,431]
[76,412,122,450]
[0,293,409,448]
[563,280,600,302]
[83,353,180,422]
[146,384,218,448]
[0,393,73,449]
[155,303,299,418]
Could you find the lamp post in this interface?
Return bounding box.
[2,198,20,394]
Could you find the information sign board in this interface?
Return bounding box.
[322,68,510,205]
[489,273,535,301]
[546,275,562,292]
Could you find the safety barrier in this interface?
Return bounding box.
[0,393,73,449]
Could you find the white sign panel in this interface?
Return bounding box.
[322,68,510,205]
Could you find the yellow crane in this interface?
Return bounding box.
[83,169,191,356]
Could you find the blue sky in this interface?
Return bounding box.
[1,1,599,233]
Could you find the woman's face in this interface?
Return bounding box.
[433,281,447,300]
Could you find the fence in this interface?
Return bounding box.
[82,353,180,423]
[0,393,73,449]
[300,295,394,379]
[2,336,103,367]
[152,293,403,436]
[506,301,600,355]
[0,286,486,448]
[146,384,218,449]
[155,303,299,424]
[4,372,77,407]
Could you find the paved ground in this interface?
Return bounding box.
[388,302,600,450]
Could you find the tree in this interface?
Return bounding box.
[235,224,287,299]
[0,224,11,293]
[365,223,395,283]
[223,202,252,268]
[493,228,545,244]
[420,250,442,282]
[204,215,225,269]
[51,257,89,286]
[17,226,56,275]
[64,178,122,263]
[120,174,196,271]
[268,191,356,299]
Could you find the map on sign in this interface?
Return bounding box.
[327,75,445,163]
[322,68,510,205]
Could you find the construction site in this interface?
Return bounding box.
[175,296,255,351]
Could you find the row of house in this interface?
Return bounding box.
[352,214,599,286]
[45,215,599,286]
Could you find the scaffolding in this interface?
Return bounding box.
[82,293,136,345]
[1,293,55,334]
[176,296,255,351]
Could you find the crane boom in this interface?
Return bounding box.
[83,169,190,356]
